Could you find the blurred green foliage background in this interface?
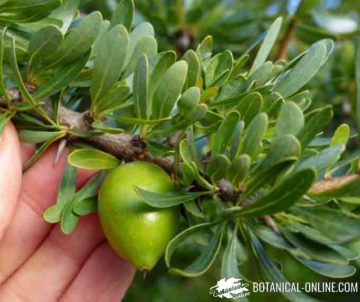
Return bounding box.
[78,1,360,301]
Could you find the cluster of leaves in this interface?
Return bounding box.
[115,0,360,117]
[115,0,358,53]
[1,1,360,301]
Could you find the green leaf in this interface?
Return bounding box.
[27,25,63,76]
[248,230,316,302]
[205,50,233,87]
[282,230,348,264]
[145,141,174,157]
[0,0,61,23]
[192,163,214,191]
[43,205,62,224]
[183,49,200,88]
[10,38,37,106]
[177,87,201,119]
[207,154,231,183]
[295,145,344,175]
[212,111,240,155]
[149,51,176,100]
[329,245,359,261]
[216,75,246,102]
[196,36,212,61]
[179,139,193,164]
[19,130,63,144]
[295,257,356,278]
[201,87,218,102]
[241,158,297,201]
[276,101,304,136]
[292,207,360,243]
[113,115,170,125]
[152,61,188,118]
[297,106,333,147]
[181,162,196,186]
[49,0,79,33]
[133,54,149,119]
[57,163,77,205]
[73,197,98,216]
[93,85,130,115]
[185,104,208,124]
[221,229,244,278]
[184,201,204,218]
[15,102,46,112]
[267,92,285,119]
[33,51,91,99]
[166,222,225,277]
[91,121,124,134]
[210,86,271,108]
[227,155,251,186]
[92,20,110,58]
[249,17,282,75]
[237,92,263,126]
[253,225,302,253]
[123,36,157,78]
[182,104,208,126]
[125,22,154,65]
[238,112,268,159]
[68,149,120,170]
[75,172,105,201]
[331,124,350,147]
[236,169,316,217]
[46,170,102,225]
[91,25,129,106]
[287,220,335,245]
[58,168,104,234]
[248,62,279,86]
[48,12,102,67]
[60,201,79,234]
[110,0,134,30]
[257,134,301,172]
[43,163,77,223]
[275,40,334,97]
[135,188,208,208]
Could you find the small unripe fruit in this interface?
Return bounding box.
[98,161,179,271]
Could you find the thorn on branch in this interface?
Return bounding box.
[54,139,67,165]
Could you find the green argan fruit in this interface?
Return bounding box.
[98,161,179,271]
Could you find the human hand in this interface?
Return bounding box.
[0,123,135,301]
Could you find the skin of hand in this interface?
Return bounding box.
[0,123,135,301]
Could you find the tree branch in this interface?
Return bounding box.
[276,0,304,60]
[57,106,143,160]
[0,93,174,171]
[276,17,296,61]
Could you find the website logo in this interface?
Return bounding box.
[209,278,250,300]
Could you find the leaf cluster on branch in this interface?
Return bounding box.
[0,1,360,300]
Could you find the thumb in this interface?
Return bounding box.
[0,122,22,240]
